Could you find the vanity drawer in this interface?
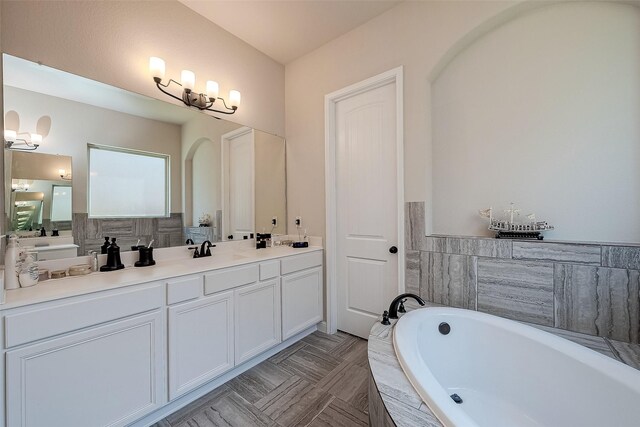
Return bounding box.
[204,264,258,295]
[5,283,163,348]
[167,275,203,305]
[281,251,323,275]
[259,260,280,281]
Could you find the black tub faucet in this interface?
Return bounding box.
[186,238,194,245]
[387,293,425,320]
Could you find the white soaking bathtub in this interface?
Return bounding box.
[393,307,640,427]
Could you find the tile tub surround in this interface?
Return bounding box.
[367,302,640,427]
[405,201,640,344]
[72,212,184,255]
[151,331,369,427]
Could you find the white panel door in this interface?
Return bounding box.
[6,311,164,427]
[168,291,234,400]
[223,127,254,239]
[234,279,281,364]
[335,81,399,338]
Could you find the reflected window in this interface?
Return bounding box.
[51,185,72,221]
[88,145,169,218]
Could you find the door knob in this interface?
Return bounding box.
[389,246,398,254]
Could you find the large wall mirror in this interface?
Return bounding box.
[3,54,286,258]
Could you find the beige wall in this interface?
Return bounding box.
[285,1,521,237]
[1,0,285,137]
[5,86,182,213]
[431,2,640,243]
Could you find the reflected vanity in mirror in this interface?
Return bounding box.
[7,151,72,232]
[3,53,286,258]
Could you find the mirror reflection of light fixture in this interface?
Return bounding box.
[4,130,42,151]
[59,169,72,181]
[149,57,241,115]
[11,181,31,192]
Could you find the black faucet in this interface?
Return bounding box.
[382,293,425,324]
[200,240,216,257]
[185,238,194,245]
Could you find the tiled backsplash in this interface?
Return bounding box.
[405,202,640,344]
[72,213,184,255]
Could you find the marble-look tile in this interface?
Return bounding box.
[255,375,333,426]
[368,374,397,427]
[165,385,231,425]
[445,237,511,258]
[277,346,342,383]
[149,419,171,427]
[405,250,421,295]
[425,236,447,253]
[99,218,135,236]
[381,391,442,427]
[267,341,307,364]
[528,323,617,359]
[602,245,640,270]
[368,335,423,409]
[420,252,476,309]
[332,334,369,367]
[302,330,346,353]
[606,339,640,370]
[173,391,277,427]
[156,213,184,233]
[309,396,368,427]
[554,264,640,343]
[513,241,601,265]
[317,359,369,412]
[226,360,292,404]
[405,202,427,251]
[477,259,554,326]
[135,217,155,237]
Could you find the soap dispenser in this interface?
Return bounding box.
[100,238,124,271]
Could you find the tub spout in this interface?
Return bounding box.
[387,293,425,320]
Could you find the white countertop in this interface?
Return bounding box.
[2,245,323,311]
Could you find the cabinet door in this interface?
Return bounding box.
[281,266,323,340]
[168,291,234,400]
[234,279,281,364]
[6,311,164,427]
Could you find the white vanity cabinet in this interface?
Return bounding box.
[4,284,165,427]
[281,252,324,340]
[0,247,324,427]
[234,276,281,364]
[168,290,234,400]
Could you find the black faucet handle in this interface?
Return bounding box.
[398,298,407,313]
[189,246,200,258]
[381,310,391,325]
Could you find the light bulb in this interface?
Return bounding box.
[149,57,165,81]
[59,169,66,176]
[229,90,241,109]
[206,81,219,100]
[4,130,16,141]
[30,133,42,145]
[181,70,195,91]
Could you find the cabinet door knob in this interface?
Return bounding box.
[389,246,398,254]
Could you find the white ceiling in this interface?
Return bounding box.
[178,0,402,64]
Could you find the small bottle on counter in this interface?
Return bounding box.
[4,235,20,290]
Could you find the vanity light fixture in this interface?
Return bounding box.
[59,169,72,181]
[149,57,240,115]
[4,130,42,151]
